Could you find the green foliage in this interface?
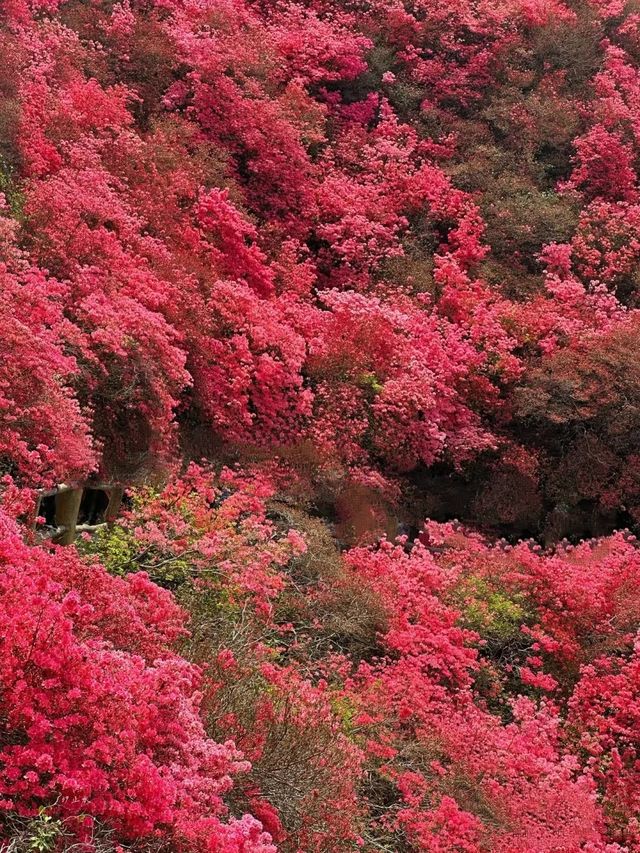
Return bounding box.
[86,521,195,586]
[357,371,384,396]
[7,809,64,853]
[180,582,248,659]
[330,694,359,738]
[0,156,24,219]
[482,184,579,269]
[27,812,61,853]
[79,489,198,587]
[456,576,530,648]
[80,523,139,576]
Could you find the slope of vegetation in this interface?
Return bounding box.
[2,0,640,848]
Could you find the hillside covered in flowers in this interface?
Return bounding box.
[3,0,640,848]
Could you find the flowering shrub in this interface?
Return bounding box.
[81,466,366,851]
[0,506,277,852]
[0,200,94,486]
[5,0,640,849]
[3,0,640,534]
[75,472,640,851]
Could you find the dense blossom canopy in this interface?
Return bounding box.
[3,0,639,514]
